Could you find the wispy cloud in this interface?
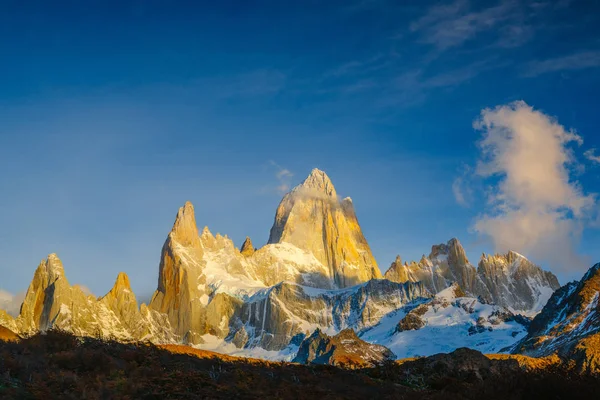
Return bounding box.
[471,100,596,272]
[383,58,503,108]
[269,161,293,194]
[495,24,534,48]
[585,148,600,164]
[217,69,287,98]
[452,178,469,207]
[410,0,518,51]
[523,50,600,77]
[452,166,474,207]
[323,54,390,78]
[0,289,25,317]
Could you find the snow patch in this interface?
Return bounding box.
[360,296,527,359]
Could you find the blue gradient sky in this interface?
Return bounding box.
[1,0,600,299]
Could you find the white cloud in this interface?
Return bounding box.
[74,284,94,296]
[472,100,596,272]
[0,290,25,317]
[452,178,468,207]
[452,174,474,207]
[269,161,294,194]
[383,58,502,108]
[585,148,600,164]
[523,50,600,77]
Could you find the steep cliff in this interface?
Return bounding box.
[384,239,559,313]
[516,263,600,367]
[268,169,381,287]
[293,328,395,368]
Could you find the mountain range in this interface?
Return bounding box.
[4,168,597,369]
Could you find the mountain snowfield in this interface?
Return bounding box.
[360,285,528,359]
[0,169,562,362]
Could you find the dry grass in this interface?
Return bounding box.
[0,331,599,399]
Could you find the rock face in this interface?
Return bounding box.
[478,251,560,312]
[0,325,19,342]
[361,283,529,359]
[384,239,486,298]
[0,309,17,334]
[9,253,176,343]
[148,201,209,344]
[0,168,565,362]
[384,239,560,313]
[240,237,255,256]
[228,279,429,351]
[515,263,600,373]
[268,168,381,288]
[293,328,395,368]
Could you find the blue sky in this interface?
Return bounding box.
[1,0,600,300]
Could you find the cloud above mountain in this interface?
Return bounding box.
[268,161,294,194]
[471,101,597,272]
[0,290,25,317]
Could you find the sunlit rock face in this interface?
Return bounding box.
[227,279,429,351]
[268,168,381,288]
[0,167,567,361]
[516,263,600,373]
[0,310,17,333]
[240,237,255,257]
[10,254,176,343]
[148,201,210,344]
[384,239,485,298]
[16,253,87,334]
[384,239,559,314]
[293,328,395,368]
[477,251,560,312]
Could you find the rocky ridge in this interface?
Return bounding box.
[293,328,395,368]
[515,263,600,373]
[268,168,381,288]
[0,168,564,360]
[361,283,529,359]
[384,239,560,313]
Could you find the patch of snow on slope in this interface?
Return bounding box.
[256,243,333,288]
[263,243,323,267]
[202,250,265,300]
[360,293,527,359]
[196,334,298,361]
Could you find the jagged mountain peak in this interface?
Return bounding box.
[170,201,200,247]
[293,327,395,368]
[112,272,132,292]
[297,168,337,197]
[430,237,468,265]
[507,250,526,263]
[480,250,528,265]
[573,262,600,308]
[240,236,255,256]
[581,262,600,283]
[268,168,380,287]
[384,238,560,313]
[36,253,67,286]
[516,262,600,364]
[99,272,139,314]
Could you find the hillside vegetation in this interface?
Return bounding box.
[0,331,599,399]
